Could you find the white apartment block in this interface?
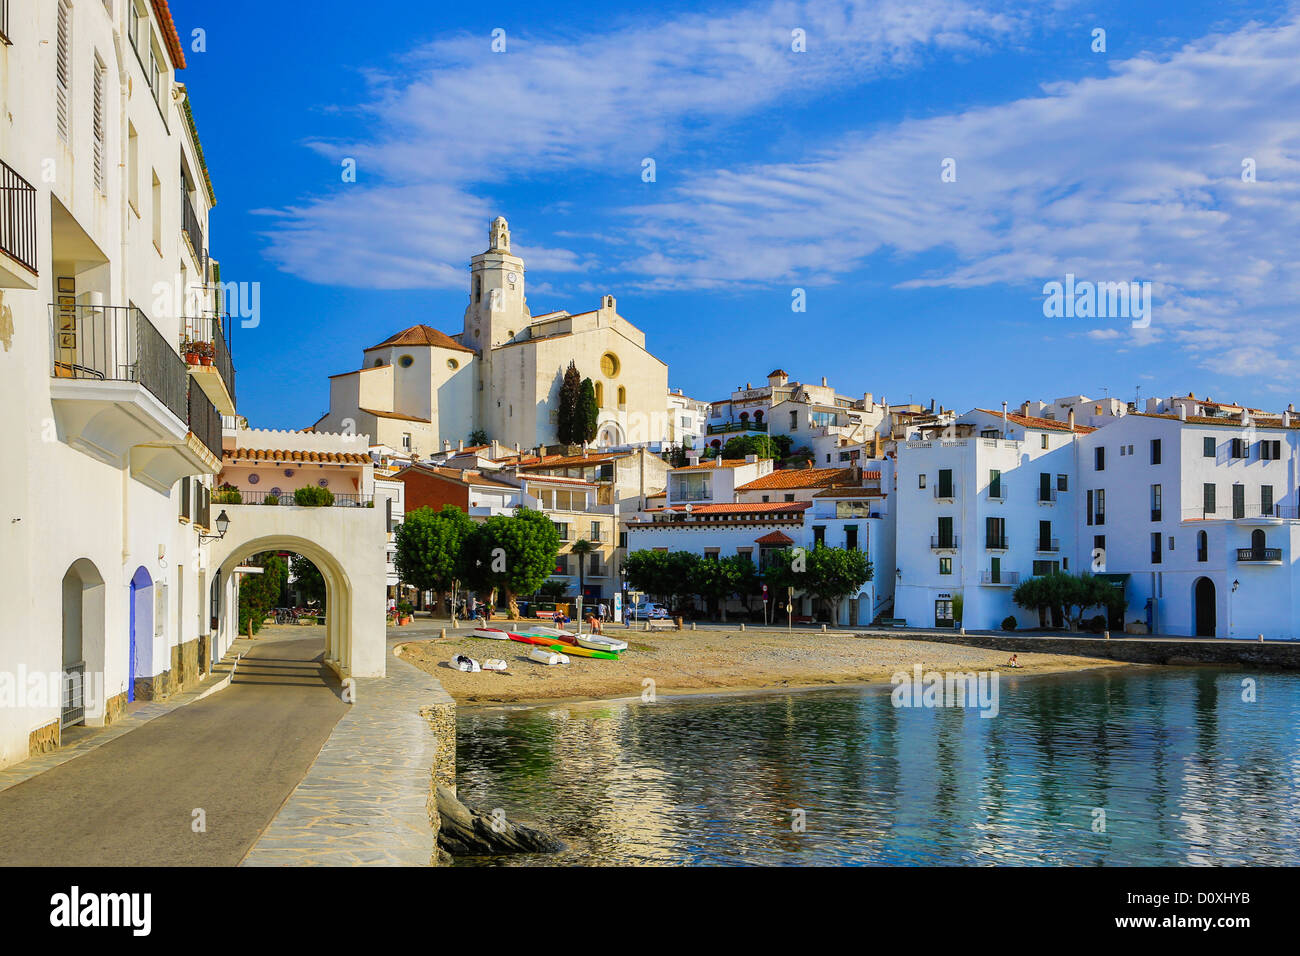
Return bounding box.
[666,387,708,451]
[0,0,235,766]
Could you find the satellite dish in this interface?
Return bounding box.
[684,503,694,515]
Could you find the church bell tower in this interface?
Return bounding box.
[463,216,527,351]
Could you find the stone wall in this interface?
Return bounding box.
[421,701,457,791]
[134,637,205,701]
[27,720,59,756]
[102,691,127,726]
[865,629,1300,669]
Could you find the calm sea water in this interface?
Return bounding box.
[454,668,1300,866]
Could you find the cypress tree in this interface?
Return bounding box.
[557,361,582,444]
[579,377,599,443]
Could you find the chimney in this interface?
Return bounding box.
[514,442,521,458]
[1067,408,1076,431]
[1020,400,1031,417]
[821,376,828,387]
[863,392,873,408]
[442,438,451,451]
[687,454,700,467]
[1002,401,1009,437]
[490,439,501,459]
[1178,405,1187,421]
[457,439,464,452]
[461,469,472,482]
[1285,409,1292,428]
[929,398,935,413]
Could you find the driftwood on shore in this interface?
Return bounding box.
[435,786,565,856]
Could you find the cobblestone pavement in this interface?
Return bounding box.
[241,634,454,867]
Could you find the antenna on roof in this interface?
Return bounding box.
[1099,386,1109,399]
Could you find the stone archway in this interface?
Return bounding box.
[207,505,388,678]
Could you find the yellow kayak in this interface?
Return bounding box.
[550,643,619,660]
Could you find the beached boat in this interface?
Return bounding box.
[529,647,569,666]
[450,654,482,672]
[508,632,562,646]
[577,634,628,653]
[471,627,510,640]
[550,643,619,660]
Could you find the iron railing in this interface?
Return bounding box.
[50,304,189,425]
[980,570,1020,586]
[930,534,960,550]
[187,384,221,460]
[61,660,85,729]
[1038,487,1057,503]
[214,489,376,508]
[1036,538,1061,553]
[181,187,206,270]
[1237,547,1282,562]
[934,485,957,500]
[707,421,768,435]
[985,535,1010,550]
[1183,504,1300,521]
[181,312,236,407]
[0,159,37,273]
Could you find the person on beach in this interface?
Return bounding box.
[587,613,602,635]
[1007,654,1022,668]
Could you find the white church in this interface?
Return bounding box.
[314,218,670,456]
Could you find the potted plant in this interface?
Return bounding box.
[263,493,279,506]
[181,336,202,365]
[197,341,214,367]
[951,592,964,630]
[397,601,414,626]
[213,483,242,505]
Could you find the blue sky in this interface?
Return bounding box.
[171,0,1300,430]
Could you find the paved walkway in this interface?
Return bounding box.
[0,633,347,866]
[242,634,454,866]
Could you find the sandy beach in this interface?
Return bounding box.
[395,624,1132,705]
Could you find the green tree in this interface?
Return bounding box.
[720,433,776,459]
[579,378,599,444]
[666,442,689,468]
[465,507,562,618]
[289,553,326,609]
[623,549,672,601]
[238,551,288,635]
[556,361,582,445]
[805,544,873,623]
[468,428,489,446]
[395,505,476,621]
[696,555,753,621]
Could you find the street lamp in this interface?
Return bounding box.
[199,510,231,542]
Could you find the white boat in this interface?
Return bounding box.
[482,659,508,671]
[525,624,575,639]
[471,627,510,640]
[577,634,628,653]
[528,647,569,666]
[450,654,482,672]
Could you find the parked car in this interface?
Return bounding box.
[630,601,669,619]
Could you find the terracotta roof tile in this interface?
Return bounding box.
[735,467,856,491]
[393,464,520,491]
[152,1,187,71]
[358,407,431,424]
[754,530,794,545]
[670,458,771,473]
[225,448,371,465]
[974,408,1097,434]
[365,324,476,354]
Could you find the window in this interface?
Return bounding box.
[600,352,620,377]
[760,495,769,503]
[989,557,1002,583]
[1038,520,1053,551]
[1203,437,1215,458]
[844,525,859,551]
[1057,474,1068,492]
[986,516,1007,550]
[447,358,459,370]
[1150,532,1162,564]
[939,557,952,575]
[1230,438,1249,459]
[703,549,720,561]
[589,521,601,542]
[1095,489,1106,525]
[1262,485,1274,517]
[835,501,873,518]
[92,57,107,193]
[783,493,795,503]
[937,469,953,498]
[619,531,627,549]
[1150,484,1162,521]
[936,516,954,548]
[553,521,570,541]
[554,554,569,575]
[1033,560,1059,576]
[1094,447,1105,471]
[988,469,1002,499]
[56,0,72,142]
[1039,472,1053,502]
[1150,438,1162,464]
[681,415,691,428]
[401,432,411,450]
[1232,484,1245,519]
[1260,439,1282,461]
[595,382,604,407]
[918,473,926,489]
[127,124,140,210]
[151,170,162,250]
[812,526,825,547]
[617,386,626,407]
[1197,530,1208,562]
[789,411,798,430]
[1203,483,1216,515]
[398,355,414,368]
[1041,434,1049,449]
[671,473,711,502]
[1086,489,1093,525]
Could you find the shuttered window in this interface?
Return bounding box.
[56,0,72,142]
[180,477,192,521]
[93,57,107,193]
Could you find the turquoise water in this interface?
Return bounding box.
[454,668,1300,865]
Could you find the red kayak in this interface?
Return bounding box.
[507,632,562,646]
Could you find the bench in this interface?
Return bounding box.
[644,618,677,630]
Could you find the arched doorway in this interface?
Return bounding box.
[128,567,154,703]
[597,421,623,447]
[1194,577,1216,637]
[61,559,106,727]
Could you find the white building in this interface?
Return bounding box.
[892,408,1095,630]
[666,388,709,451]
[0,0,234,766]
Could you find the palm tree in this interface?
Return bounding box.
[570,539,594,615]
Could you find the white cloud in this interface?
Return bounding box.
[261,0,1026,287]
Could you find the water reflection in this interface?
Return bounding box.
[455,669,1300,866]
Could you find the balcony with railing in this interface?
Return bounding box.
[1183,503,1300,522]
[930,533,960,550]
[181,312,236,415]
[1237,546,1283,563]
[985,535,1010,551]
[0,158,38,287]
[181,187,206,271]
[48,303,219,488]
[1037,487,1057,504]
[214,489,377,508]
[707,420,768,435]
[980,570,1020,587]
[1035,538,1060,553]
[933,485,957,501]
